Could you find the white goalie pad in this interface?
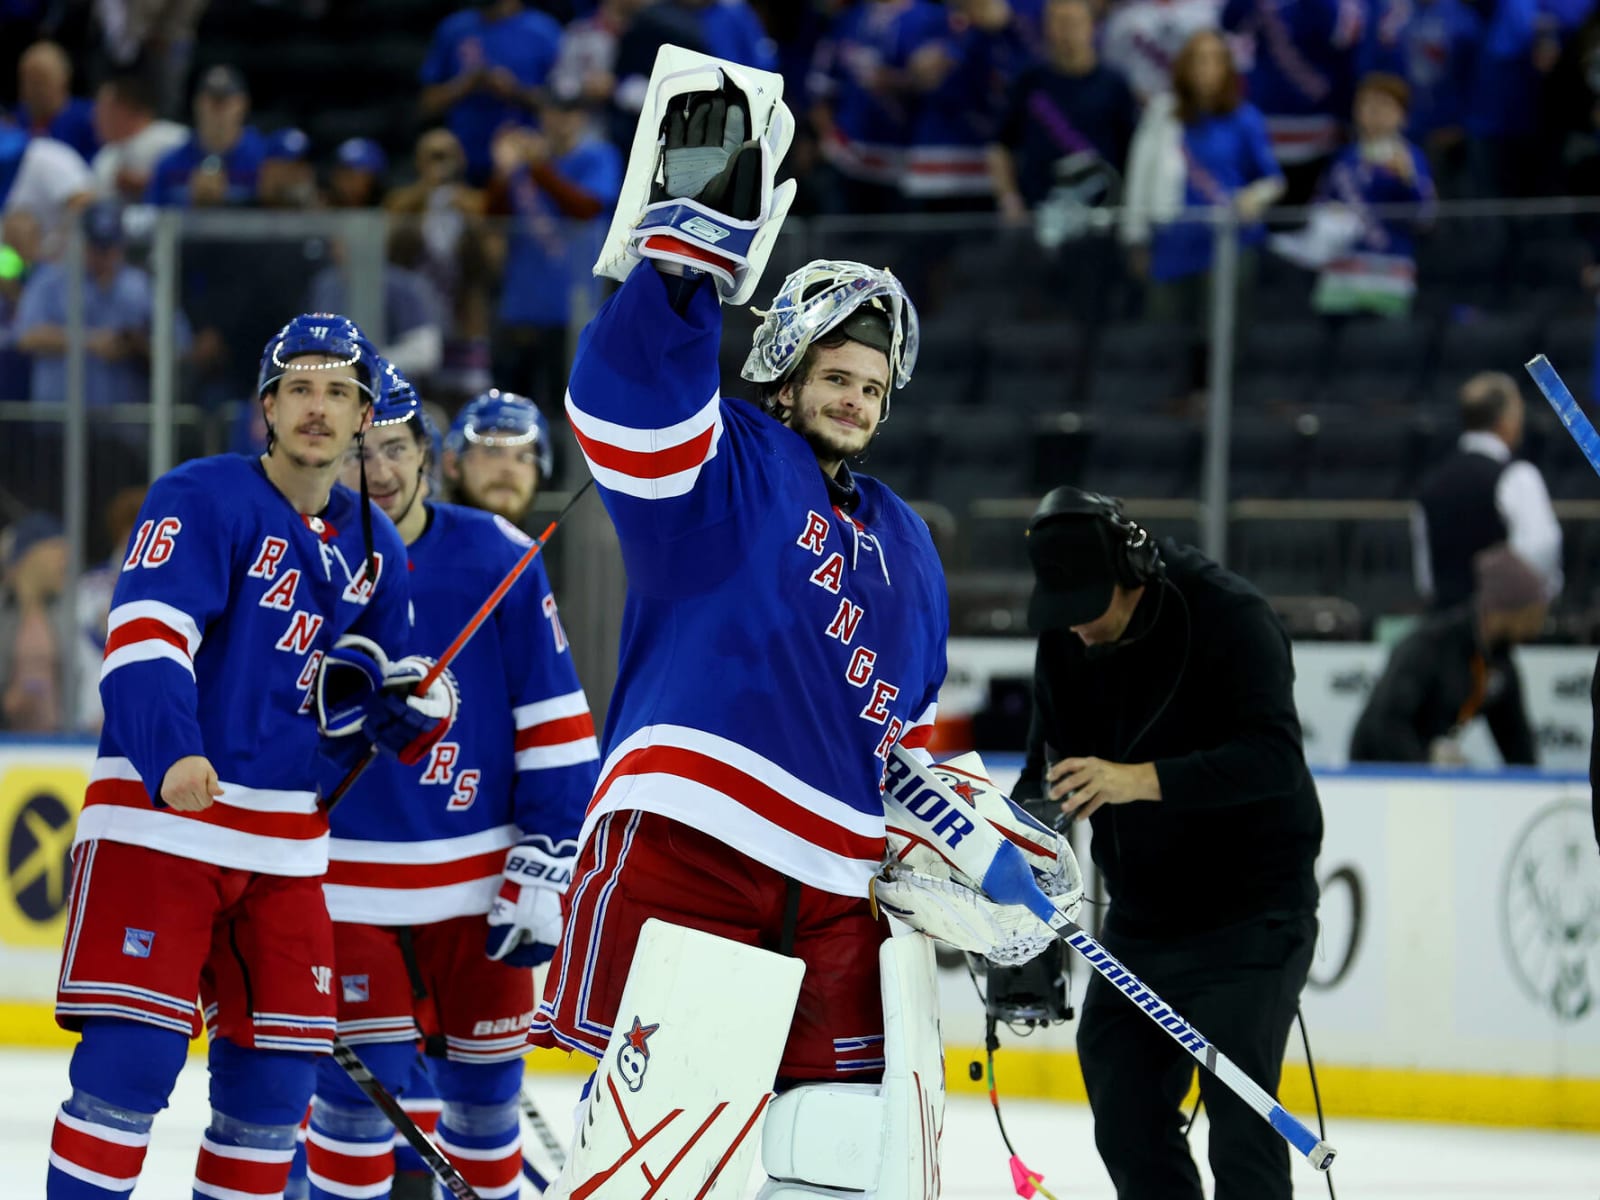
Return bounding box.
[545,919,805,1200]
[594,44,797,306]
[760,934,945,1200]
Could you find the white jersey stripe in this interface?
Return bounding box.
[513,691,591,727]
[564,387,720,453]
[515,738,601,770]
[107,599,202,655]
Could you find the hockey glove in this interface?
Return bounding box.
[364,654,458,766]
[486,835,576,967]
[315,634,391,738]
[871,865,1080,966]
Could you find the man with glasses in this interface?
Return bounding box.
[302,364,598,1200]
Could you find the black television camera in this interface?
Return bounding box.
[980,940,1073,1027]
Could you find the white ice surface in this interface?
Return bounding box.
[0,1047,1595,1198]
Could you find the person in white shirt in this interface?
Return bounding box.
[1412,370,1563,609]
[89,71,189,201]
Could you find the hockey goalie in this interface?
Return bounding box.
[522,49,1082,1200]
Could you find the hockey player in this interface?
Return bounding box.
[441,389,553,526]
[46,315,457,1200]
[528,50,992,1199]
[305,362,599,1200]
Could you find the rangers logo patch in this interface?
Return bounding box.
[617,1015,659,1093]
[341,974,370,1003]
[121,928,154,958]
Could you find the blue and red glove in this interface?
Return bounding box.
[315,635,458,765]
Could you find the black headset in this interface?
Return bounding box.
[1028,486,1164,587]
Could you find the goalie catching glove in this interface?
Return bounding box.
[595,45,797,305]
[314,634,458,765]
[873,752,1083,966]
[486,834,575,967]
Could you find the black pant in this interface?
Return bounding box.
[1077,910,1317,1200]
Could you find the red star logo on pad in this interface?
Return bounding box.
[624,1015,659,1056]
[951,780,980,804]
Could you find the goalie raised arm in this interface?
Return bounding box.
[594,44,798,304]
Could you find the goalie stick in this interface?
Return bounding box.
[879,744,1338,1173]
[329,1038,481,1200]
[516,1085,567,1193]
[322,479,596,810]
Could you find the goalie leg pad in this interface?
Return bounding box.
[761,934,945,1200]
[595,44,796,306]
[544,919,805,1200]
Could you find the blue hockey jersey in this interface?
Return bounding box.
[324,501,599,925]
[562,267,949,898]
[80,454,412,877]
[1223,0,1367,163]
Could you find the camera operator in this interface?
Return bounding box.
[1011,487,1323,1200]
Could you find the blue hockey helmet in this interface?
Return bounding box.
[257,313,381,400]
[372,359,421,427]
[447,390,553,480]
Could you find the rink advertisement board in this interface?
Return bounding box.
[941,638,1599,772]
[2,737,1597,1129]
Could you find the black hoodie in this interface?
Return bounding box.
[1014,541,1323,938]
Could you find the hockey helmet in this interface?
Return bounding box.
[257,313,381,400]
[372,360,421,427]
[447,390,553,481]
[741,259,919,418]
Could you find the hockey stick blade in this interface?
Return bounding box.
[880,745,1337,1172]
[321,480,596,810]
[1525,354,1600,477]
[330,1038,481,1200]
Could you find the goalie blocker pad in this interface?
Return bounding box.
[595,44,798,306]
[543,919,805,1200]
[760,934,945,1200]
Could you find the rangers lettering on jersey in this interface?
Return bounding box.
[78,454,413,878]
[554,264,948,904]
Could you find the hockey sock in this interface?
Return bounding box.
[307,1040,416,1199]
[48,1092,156,1199]
[48,1018,189,1198]
[307,1098,398,1200]
[283,1105,312,1200]
[434,1099,523,1200]
[196,1037,315,1199]
[392,1052,441,1176]
[194,1111,300,1200]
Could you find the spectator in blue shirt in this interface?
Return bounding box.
[256,126,316,209]
[145,65,265,207]
[1365,0,1482,197]
[1310,73,1436,318]
[670,0,778,72]
[13,200,191,411]
[1123,30,1284,397]
[990,0,1139,219]
[420,0,563,184]
[15,41,97,161]
[488,89,621,414]
[329,136,387,207]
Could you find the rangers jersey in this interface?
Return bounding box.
[324,501,600,925]
[562,267,949,899]
[80,454,412,877]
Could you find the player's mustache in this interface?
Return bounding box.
[297,423,333,435]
